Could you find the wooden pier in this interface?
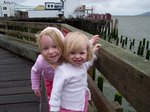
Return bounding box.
[0,48,39,112]
[0,19,150,112]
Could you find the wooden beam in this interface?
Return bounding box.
[88,76,116,112]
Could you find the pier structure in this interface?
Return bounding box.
[0,19,150,112]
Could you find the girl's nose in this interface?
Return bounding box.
[75,54,80,58]
[48,48,54,54]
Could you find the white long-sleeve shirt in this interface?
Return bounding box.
[49,55,96,111]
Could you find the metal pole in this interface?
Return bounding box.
[0,5,3,17]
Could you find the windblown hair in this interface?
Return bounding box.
[35,27,64,65]
[63,31,93,62]
[36,27,64,53]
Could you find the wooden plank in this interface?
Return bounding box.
[88,103,94,112]
[0,38,38,112]
[0,64,32,69]
[0,74,30,81]
[0,94,38,104]
[0,57,34,64]
[0,102,39,112]
[0,70,31,75]
[0,68,31,72]
[0,80,31,88]
[95,47,150,112]
[40,78,49,112]
[0,86,33,95]
[88,76,116,112]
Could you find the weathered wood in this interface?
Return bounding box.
[95,42,150,112]
[0,80,31,88]
[0,64,32,69]
[0,34,39,61]
[88,76,116,112]
[0,86,33,95]
[40,77,49,112]
[0,102,39,112]
[0,48,39,112]
[0,94,38,104]
[1,21,150,112]
[0,58,33,64]
[0,69,31,74]
[0,74,30,81]
[88,103,94,112]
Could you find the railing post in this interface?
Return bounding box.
[39,77,49,112]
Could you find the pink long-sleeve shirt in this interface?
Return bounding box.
[31,54,55,90]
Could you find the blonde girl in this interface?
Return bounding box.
[50,31,100,112]
[31,27,64,101]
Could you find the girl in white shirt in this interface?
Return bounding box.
[49,31,101,112]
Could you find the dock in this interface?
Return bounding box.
[0,48,39,112]
[0,19,150,112]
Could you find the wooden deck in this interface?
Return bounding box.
[0,48,39,112]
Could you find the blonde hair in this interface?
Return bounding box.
[63,31,93,62]
[36,27,64,51]
[36,27,64,65]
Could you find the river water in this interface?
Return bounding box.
[112,16,150,41]
[111,16,150,57]
[99,16,150,112]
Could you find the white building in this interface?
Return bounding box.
[63,0,81,18]
[63,0,93,19]
[45,2,61,10]
[28,10,60,18]
[28,0,90,19]
[0,1,15,17]
[28,2,62,18]
[0,0,93,19]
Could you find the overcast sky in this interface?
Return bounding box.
[1,0,150,15]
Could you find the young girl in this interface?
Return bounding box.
[31,27,99,105]
[31,27,64,101]
[49,31,101,112]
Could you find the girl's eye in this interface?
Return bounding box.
[52,45,57,48]
[80,52,85,54]
[70,52,75,54]
[42,47,48,50]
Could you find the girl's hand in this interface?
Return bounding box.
[34,89,41,97]
[90,35,100,45]
[93,44,101,53]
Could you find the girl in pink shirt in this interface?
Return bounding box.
[31,27,64,100]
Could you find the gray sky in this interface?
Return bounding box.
[1,0,150,15]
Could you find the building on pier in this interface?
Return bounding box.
[0,1,15,17]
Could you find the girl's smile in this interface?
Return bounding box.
[40,35,61,64]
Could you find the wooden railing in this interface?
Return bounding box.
[39,77,49,112]
[0,20,150,112]
[0,20,61,46]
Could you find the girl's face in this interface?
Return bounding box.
[68,44,87,66]
[40,35,61,64]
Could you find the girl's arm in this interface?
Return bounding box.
[85,44,101,69]
[33,89,41,97]
[90,35,100,45]
[31,55,43,97]
[93,44,101,53]
[49,68,66,112]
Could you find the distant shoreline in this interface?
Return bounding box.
[112,11,150,16]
